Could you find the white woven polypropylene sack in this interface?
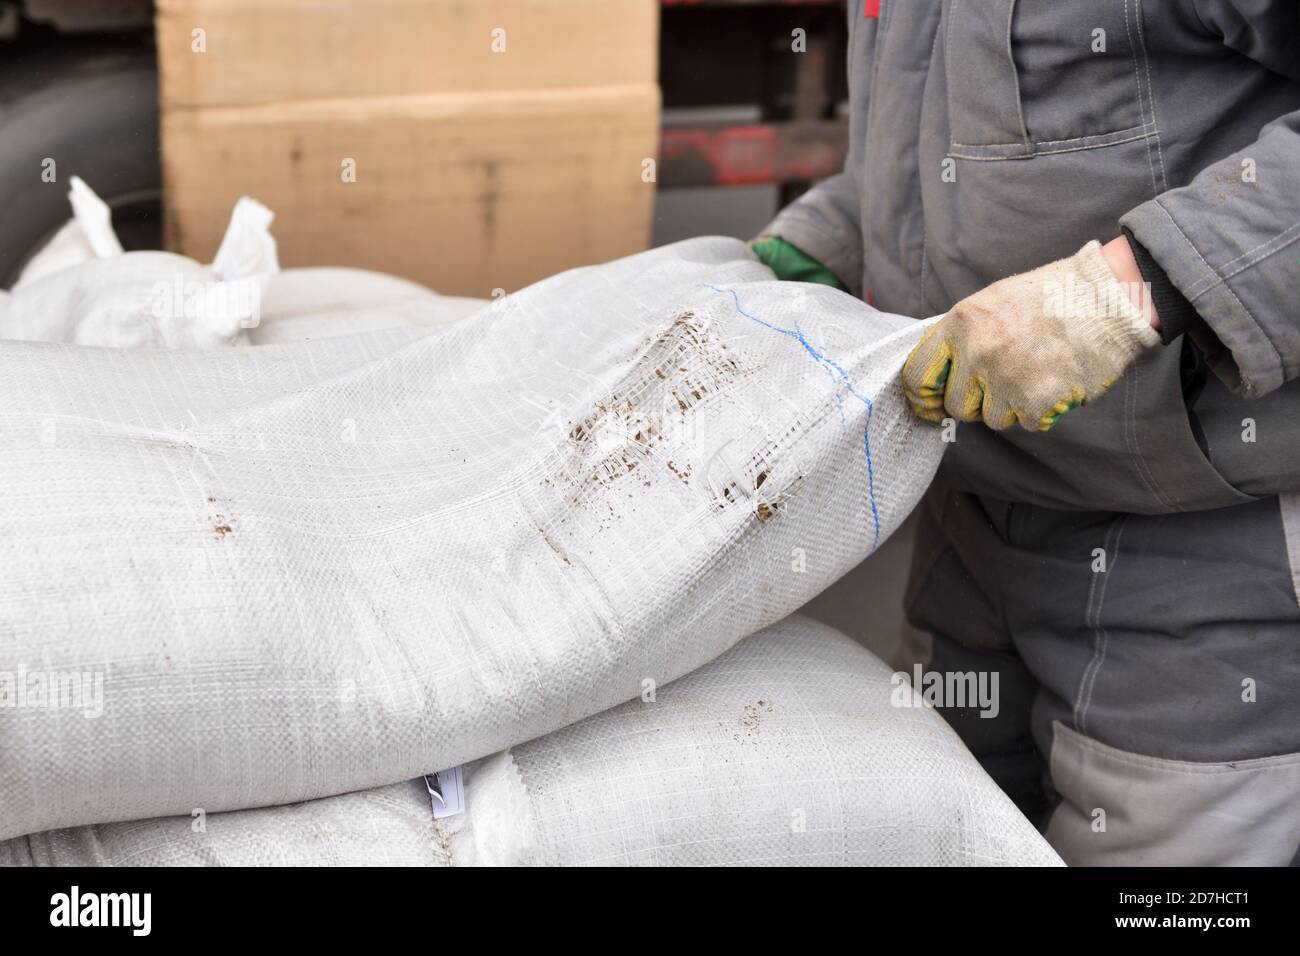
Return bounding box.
[2,177,479,345]
[0,237,944,839]
[247,268,486,344]
[1,616,1060,867]
[1,188,279,349]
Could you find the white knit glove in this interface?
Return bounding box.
[902,241,1160,431]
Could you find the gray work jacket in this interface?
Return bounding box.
[766,0,1300,514]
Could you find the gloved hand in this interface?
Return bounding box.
[749,235,847,291]
[901,240,1160,431]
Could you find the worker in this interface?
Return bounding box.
[752,1,1300,865]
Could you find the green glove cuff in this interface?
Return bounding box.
[749,236,847,291]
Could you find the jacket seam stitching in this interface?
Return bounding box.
[1036,131,1150,154]
[951,123,1147,149]
[944,0,958,138]
[1054,721,1300,773]
[1187,219,1300,297]
[1219,228,1300,284]
[1135,0,1169,191]
[1004,0,1030,148]
[949,130,1151,160]
[918,18,945,310]
[1074,516,1127,735]
[1151,199,1283,383]
[1126,0,1160,196]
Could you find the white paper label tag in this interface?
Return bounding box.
[424,766,465,819]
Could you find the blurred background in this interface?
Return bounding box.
[0,0,912,663]
[0,0,849,290]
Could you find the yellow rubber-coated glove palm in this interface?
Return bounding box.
[901,241,1160,431]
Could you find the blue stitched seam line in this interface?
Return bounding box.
[704,284,881,552]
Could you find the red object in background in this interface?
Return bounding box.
[864,0,881,18]
[659,122,847,187]
[662,125,779,187]
[660,1,835,5]
[658,0,850,192]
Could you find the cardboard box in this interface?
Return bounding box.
[157,0,658,107]
[163,85,661,296]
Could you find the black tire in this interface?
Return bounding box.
[0,37,162,287]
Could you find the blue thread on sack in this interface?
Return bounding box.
[704,284,881,551]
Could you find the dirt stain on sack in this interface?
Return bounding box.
[550,310,747,532]
[206,495,234,538]
[536,524,572,566]
[733,699,775,743]
[430,820,455,867]
[706,446,789,526]
[548,311,803,535]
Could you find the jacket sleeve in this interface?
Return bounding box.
[1119,1,1300,398]
[759,171,864,297]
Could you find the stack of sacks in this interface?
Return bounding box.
[2,617,1060,866]
[0,186,1058,865]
